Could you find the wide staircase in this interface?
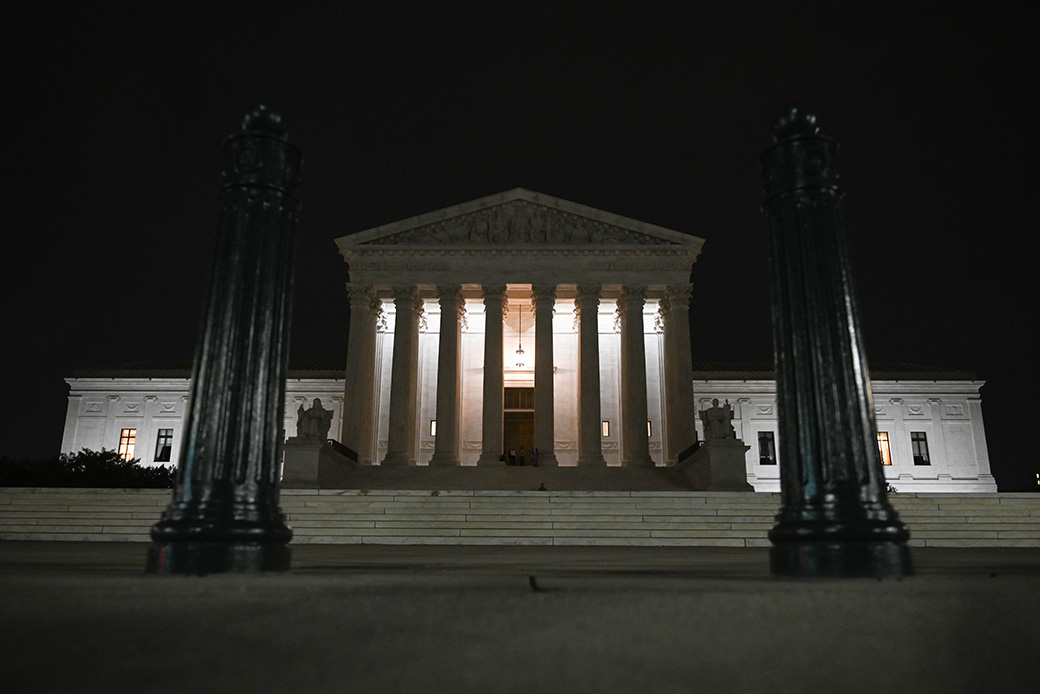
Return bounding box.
[2,488,1039,547]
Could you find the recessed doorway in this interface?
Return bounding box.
[503,387,534,464]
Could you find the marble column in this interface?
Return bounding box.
[430,285,464,466]
[532,284,559,466]
[662,284,696,464]
[576,285,606,466]
[477,285,507,465]
[382,285,422,466]
[619,285,653,467]
[341,283,380,462]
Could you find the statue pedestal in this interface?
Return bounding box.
[282,439,357,489]
[680,440,754,492]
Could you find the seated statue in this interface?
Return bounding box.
[699,398,736,441]
[295,398,333,440]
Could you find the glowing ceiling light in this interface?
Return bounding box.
[515,305,526,368]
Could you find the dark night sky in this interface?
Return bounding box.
[2,3,1036,489]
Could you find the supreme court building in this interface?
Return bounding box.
[60,189,997,492]
[337,188,703,470]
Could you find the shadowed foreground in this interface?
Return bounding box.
[2,543,1037,693]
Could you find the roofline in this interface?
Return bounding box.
[336,188,703,247]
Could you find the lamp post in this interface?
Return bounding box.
[760,107,912,578]
[148,105,300,574]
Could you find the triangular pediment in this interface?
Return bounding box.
[339,189,701,248]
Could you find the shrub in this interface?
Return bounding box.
[0,449,175,488]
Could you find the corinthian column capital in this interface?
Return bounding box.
[437,285,465,316]
[346,283,375,306]
[618,284,646,313]
[665,283,693,310]
[531,284,557,305]
[574,285,601,318]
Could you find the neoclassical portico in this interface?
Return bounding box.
[336,189,704,468]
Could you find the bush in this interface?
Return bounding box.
[0,449,175,488]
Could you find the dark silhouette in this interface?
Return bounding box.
[149,106,301,575]
[761,107,911,578]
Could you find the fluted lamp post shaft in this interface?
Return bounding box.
[761,108,911,578]
[148,106,301,574]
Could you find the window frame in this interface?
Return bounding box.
[876,432,892,466]
[118,428,137,462]
[154,428,173,463]
[910,431,931,466]
[758,431,777,465]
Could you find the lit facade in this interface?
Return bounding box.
[59,190,997,492]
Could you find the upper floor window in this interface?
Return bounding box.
[911,432,931,466]
[154,429,173,463]
[877,432,892,466]
[758,431,777,465]
[118,428,137,461]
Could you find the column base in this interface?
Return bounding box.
[147,541,291,575]
[621,457,655,468]
[769,541,913,578]
[577,456,607,467]
[380,453,411,467]
[477,452,506,466]
[428,453,460,467]
[531,452,559,467]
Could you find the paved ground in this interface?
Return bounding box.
[2,542,1039,693]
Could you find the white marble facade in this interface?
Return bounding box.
[59,189,998,492]
[60,368,997,492]
[336,189,703,470]
[693,371,996,492]
[60,375,344,469]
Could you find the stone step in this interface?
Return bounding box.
[3,488,1039,547]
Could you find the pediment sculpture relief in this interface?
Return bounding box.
[365,201,674,246]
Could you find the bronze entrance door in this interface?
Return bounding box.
[503,387,534,463]
[503,412,534,462]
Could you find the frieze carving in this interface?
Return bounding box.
[364,201,675,246]
[350,256,691,273]
[944,404,964,417]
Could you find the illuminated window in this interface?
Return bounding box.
[118,428,137,461]
[154,429,173,462]
[430,420,437,437]
[758,431,777,465]
[647,421,653,437]
[877,432,892,466]
[911,432,930,466]
[601,420,610,437]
